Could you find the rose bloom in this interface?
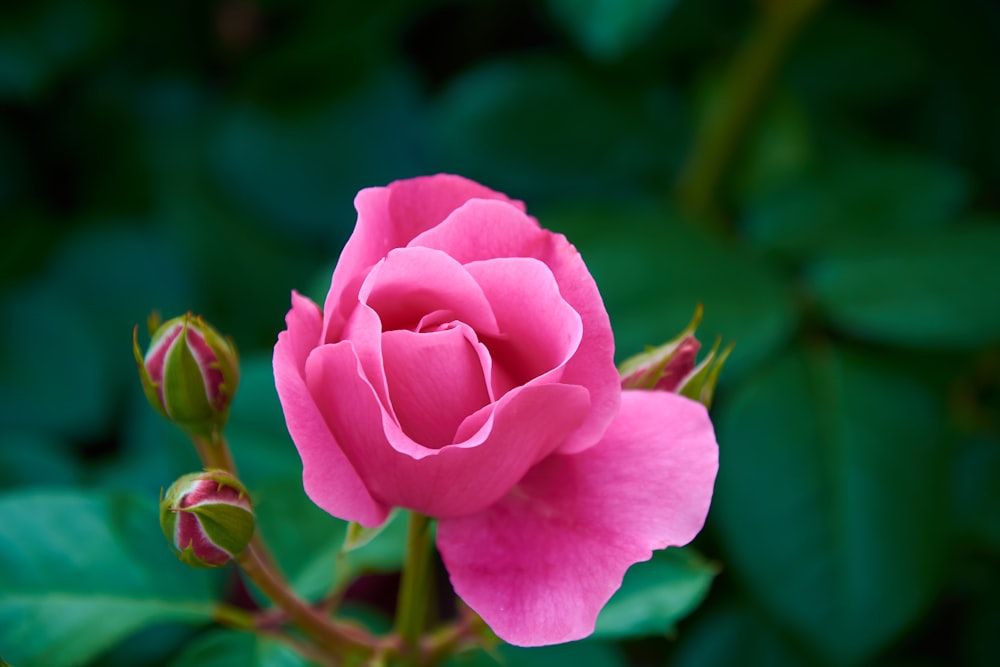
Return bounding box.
[273,175,718,646]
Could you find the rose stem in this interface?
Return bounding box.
[235,541,376,659]
[190,428,280,575]
[674,0,824,228]
[394,512,435,666]
[191,429,378,657]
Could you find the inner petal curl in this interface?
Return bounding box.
[381,325,492,449]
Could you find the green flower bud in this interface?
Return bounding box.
[160,470,254,568]
[619,305,732,408]
[134,312,239,435]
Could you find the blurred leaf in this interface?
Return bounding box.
[166,629,314,667]
[593,547,716,639]
[670,600,815,667]
[808,224,1000,348]
[444,640,627,667]
[547,0,679,62]
[45,224,194,394]
[0,490,219,667]
[209,70,424,243]
[544,205,797,377]
[95,623,199,667]
[0,283,112,438]
[136,79,338,345]
[429,56,682,203]
[0,0,114,100]
[731,93,815,204]
[952,435,1000,552]
[94,389,201,495]
[713,346,948,665]
[742,153,969,257]
[0,430,81,489]
[786,8,926,109]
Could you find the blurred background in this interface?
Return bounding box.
[1,0,999,666]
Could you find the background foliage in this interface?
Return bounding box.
[2,0,999,665]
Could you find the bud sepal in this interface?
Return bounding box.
[160,470,255,568]
[618,304,732,408]
[134,312,239,436]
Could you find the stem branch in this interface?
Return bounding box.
[235,543,375,659]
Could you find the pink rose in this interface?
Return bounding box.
[273,175,718,646]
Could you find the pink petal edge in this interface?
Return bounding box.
[304,340,592,518]
[410,198,620,454]
[273,292,390,527]
[436,390,719,646]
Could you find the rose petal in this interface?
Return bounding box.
[305,341,591,517]
[323,175,522,339]
[436,390,719,646]
[381,326,492,448]
[359,247,499,335]
[465,257,582,390]
[411,198,619,453]
[273,292,390,527]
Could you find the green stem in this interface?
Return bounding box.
[394,513,435,666]
[674,0,824,225]
[235,543,376,659]
[190,429,281,576]
[190,428,237,471]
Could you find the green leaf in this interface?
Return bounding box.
[343,509,401,553]
[166,629,314,667]
[444,640,628,667]
[0,283,112,439]
[547,0,680,62]
[593,547,716,639]
[208,70,423,242]
[713,346,948,665]
[429,56,682,204]
[0,0,113,100]
[742,153,969,257]
[0,490,219,667]
[0,430,81,489]
[952,435,1000,552]
[808,224,1000,347]
[670,600,814,667]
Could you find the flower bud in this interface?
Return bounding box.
[134,312,239,435]
[619,305,732,408]
[160,470,254,568]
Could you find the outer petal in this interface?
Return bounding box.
[304,341,590,518]
[323,175,522,339]
[410,198,619,453]
[436,390,719,646]
[273,292,390,527]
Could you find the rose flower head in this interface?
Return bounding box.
[273,175,719,646]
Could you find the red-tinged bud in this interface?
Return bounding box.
[619,305,732,408]
[134,312,239,435]
[160,470,254,568]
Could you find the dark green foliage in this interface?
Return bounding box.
[1,0,997,665]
